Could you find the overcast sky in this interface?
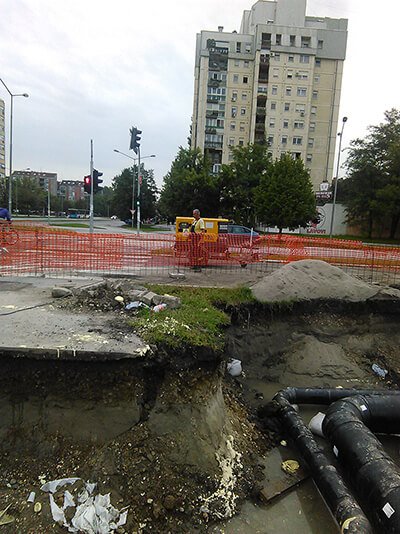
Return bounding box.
[0,0,399,188]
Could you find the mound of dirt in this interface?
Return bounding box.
[251,260,398,303]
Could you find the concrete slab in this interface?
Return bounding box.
[0,276,149,360]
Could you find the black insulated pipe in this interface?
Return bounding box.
[274,389,373,533]
[323,394,400,534]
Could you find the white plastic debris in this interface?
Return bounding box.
[227,359,242,377]
[41,479,128,533]
[308,412,325,437]
[153,303,167,312]
[27,492,36,503]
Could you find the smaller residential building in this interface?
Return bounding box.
[12,170,58,196]
[59,180,85,202]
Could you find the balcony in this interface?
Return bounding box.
[255,124,265,132]
[205,127,217,135]
[257,85,268,94]
[206,111,219,118]
[256,107,266,115]
[204,141,223,150]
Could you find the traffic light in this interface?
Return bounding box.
[129,126,142,155]
[93,169,103,193]
[83,175,91,194]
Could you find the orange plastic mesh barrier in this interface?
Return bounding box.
[1,224,400,284]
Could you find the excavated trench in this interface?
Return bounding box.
[1,299,400,533]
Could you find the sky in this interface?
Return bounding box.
[0,0,399,188]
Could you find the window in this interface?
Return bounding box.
[219,103,225,111]
[287,70,293,79]
[271,102,277,110]
[290,35,296,46]
[312,90,318,100]
[269,118,275,128]
[286,86,292,96]
[268,136,274,145]
[276,34,282,45]
[273,68,279,78]
[309,122,316,132]
[273,53,280,61]
[239,138,245,146]
[318,40,323,49]
[231,107,237,117]
[236,42,242,53]
[297,87,307,97]
[315,58,321,67]
[297,71,308,80]
[283,120,289,129]
[314,75,320,83]
[229,138,235,146]
[288,55,294,62]
[300,55,310,63]
[240,122,245,132]
[244,60,249,68]
[245,43,251,53]
[293,137,302,145]
[284,102,290,111]
[311,106,317,115]
[233,74,239,83]
[301,36,311,48]
[295,103,305,113]
[230,122,236,130]
[232,91,237,101]
[294,121,304,129]
[242,92,247,100]
[306,154,313,162]
[241,107,246,115]
[272,85,278,95]
[229,153,234,161]
[243,76,248,84]
[234,59,240,66]
[281,135,288,145]
[308,138,314,148]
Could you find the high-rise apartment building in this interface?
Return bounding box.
[0,99,5,180]
[191,0,348,189]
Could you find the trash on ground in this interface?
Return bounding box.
[227,359,242,377]
[0,504,14,526]
[372,363,388,378]
[281,459,300,475]
[125,301,144,310]
[153,303,167,313]
[280,440,287,447]
[114,295,124,303]
[40,478,128,533]
[308,412,325,437]
[34,502,42,513]
[27,491,36,503]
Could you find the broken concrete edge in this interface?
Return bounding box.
[0,345,153,362]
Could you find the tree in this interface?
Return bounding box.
[343,109,400,238]
[219,143,270,227]
[111,166,158,222]
[158,147,220,220]
[255,154,316,233]
[14,177,46,214]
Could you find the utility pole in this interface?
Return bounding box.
[89,139,94,234]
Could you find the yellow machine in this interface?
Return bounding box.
[175,217,229,243]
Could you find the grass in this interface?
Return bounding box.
[50,222,90,228]
[129,285,255,352]
[121,224,162,232]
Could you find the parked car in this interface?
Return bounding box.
[227,224,259,238]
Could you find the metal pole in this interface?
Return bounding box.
[329,117,348,239]
[47,178,51,222]
[89,139,94,234]
[8,94,13,214]
[131,160,136,229]
[137,148,141,234]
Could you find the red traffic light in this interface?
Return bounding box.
[83,175,91,194]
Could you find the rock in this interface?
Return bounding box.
[152,502,163,519]
[140,291,157,306]
[52,287,73,298]
[163,495,176,510]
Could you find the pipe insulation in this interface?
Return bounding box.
[323,394,400,534]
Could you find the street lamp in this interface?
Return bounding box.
[329,116,348,239]
[113,149,155,232]
[0,78,29,215]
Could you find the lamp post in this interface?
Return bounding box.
[0,78,29,215]
[329,116,348,239]
[113,149,155,232]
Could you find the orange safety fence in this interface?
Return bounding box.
[1,224,400,283]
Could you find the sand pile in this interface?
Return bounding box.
[251,260,395,303]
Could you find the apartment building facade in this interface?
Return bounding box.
[191,0,348,189]
[0,99,5,180]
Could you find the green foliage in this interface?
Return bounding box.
[219,143,270,226]
[14,177,47,213]
[111,166,158,222]
[344,109,400,238]
[158,147,220,219]
[94,186,114,217]
[131,285,254,351]
[255,154,316,231]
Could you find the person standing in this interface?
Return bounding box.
[190,209,206,271]
[0,208,11,222]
